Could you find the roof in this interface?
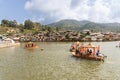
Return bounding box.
[84,43,96,48]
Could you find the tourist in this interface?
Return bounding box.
[70,43,76,52]
[87,49,90,53]
[96,50,104,57]
[89,49,92,54]
[96,50,100,56]
[70,41,80,55]
[75,41,80,54]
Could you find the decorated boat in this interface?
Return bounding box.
[70,42,107,61]
[24,42,39,49]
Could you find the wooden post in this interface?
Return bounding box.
[93,47,96,56]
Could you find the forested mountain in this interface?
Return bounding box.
[48,19,83,30]
[48,19,120,32]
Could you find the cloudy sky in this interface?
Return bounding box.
[0,0,120,24]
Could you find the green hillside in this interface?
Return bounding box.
[48,19,83,30]
[48,19,120,32]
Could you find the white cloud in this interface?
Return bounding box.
[25,0,120,24]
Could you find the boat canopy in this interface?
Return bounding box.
[79,43,99,56]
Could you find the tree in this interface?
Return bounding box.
[65,34,70,39]
[1,19,9,27]
[86,31,90,35]
[24,19,34,29]
[47,27,52,32]
[80,33,86,39]
[18,24,24,32]
[32,22,41,32]
[56,27,59,31]
[1,19,18,27]
[9,20,17,27]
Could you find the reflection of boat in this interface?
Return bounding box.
[0,38,20,48]
[70,42,107,61]
[25,42,39,49]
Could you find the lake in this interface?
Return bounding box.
[0,41,120,80]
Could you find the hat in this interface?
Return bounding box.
[76,41,80,45]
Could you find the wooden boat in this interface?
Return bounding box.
[0,38,20,48]
[25,42,39,49]
[70,42,107,61]
[72,52,106,61]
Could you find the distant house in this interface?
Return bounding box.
[91,33,104,41]
[96,34,104,41]
[82,29,91,34]
[117,33,120,40]
[110,32,119,41]
[103,32,111,41]
[103,32,119,41]
[84,32,104,41]
[84,36,92,41]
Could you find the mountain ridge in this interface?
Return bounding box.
[48,19,120,32]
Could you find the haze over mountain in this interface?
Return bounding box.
[48,19,120,32]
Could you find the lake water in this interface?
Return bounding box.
[0,41,120,80]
